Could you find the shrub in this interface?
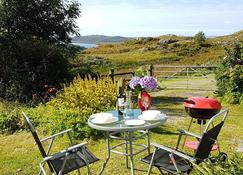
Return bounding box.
[0,111,20,134]
[215,42,243,104]
[70,55,113,76]
[26,77,117,139]
[194,31,206,46]
[192,155,243,175]
[0,100,27,133]
[0,38,71,102]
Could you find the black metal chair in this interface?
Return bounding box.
[141,109,229,175]
[22,111,99,175]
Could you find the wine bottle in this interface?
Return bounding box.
[117,79,125,116]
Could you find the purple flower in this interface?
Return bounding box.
[139,76,157,90]
[129,76,141,89]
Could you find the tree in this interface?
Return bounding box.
[194,31,206,46]
[0,0,81,102]
[0,0,81,43]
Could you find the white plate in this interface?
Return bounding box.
[90,112,118,125]
[138,113,166,121]
[142,110,161,116]
[124,119,146,126]
[91,117,118,124]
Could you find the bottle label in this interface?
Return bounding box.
[118,98,125,106]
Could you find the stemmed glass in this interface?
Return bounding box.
[120,102,128,119]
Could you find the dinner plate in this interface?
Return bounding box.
[90,112,118,125]
[124,119,146,126]
[138,113,166,121]
[91,117,118,125]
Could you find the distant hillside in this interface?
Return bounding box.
[72,35,132,44]
[74,30,243,71]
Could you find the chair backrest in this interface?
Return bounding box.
[194,121,223,162]
[22,111,47,158]
[194,109,228,162]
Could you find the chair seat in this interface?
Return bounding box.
[185,141,218,151]
[141,149,192,174]
[50,147,99,174]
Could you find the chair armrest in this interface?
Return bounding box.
[67,142,87,151]
[151,143,196,162]
[43,142,88,161]
[40,129,72,142]
[178,129,202,139]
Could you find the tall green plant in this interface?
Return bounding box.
[215,42,243,104]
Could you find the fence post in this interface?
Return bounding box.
[110,68,115,83]
[186,67,189,88]
[149,65,154,76]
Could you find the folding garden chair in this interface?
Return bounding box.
[141,109,229,175]
[22,111,99,175]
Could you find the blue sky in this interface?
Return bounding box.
[77,0,243,37]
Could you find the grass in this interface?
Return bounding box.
[1,87,243,174]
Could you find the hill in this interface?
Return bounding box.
[74,30,243,72]
[72,35,132,44]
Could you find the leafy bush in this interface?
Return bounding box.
[192,155,243,175]
[0,111,20,133]
[194,31,206,46]
[215,42,243,104]
[26,77,117,139]
[70,55,113,76]
[0,38,71,102]
[0,100,25,133]
[176,43,202,56]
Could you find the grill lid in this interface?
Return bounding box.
[183,97,222,109]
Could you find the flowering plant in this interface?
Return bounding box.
[129,75,157,111]
[129,75,157,91]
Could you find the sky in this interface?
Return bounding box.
[77,0,243,37]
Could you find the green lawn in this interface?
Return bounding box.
[1,88,243,175]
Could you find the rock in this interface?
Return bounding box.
[158,39,178,44]
[17,168,22,172]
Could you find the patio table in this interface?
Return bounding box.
[88,109,167,175]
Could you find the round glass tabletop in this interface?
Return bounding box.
[88,109,167,132]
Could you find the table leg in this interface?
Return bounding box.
[99,132,111,175]
[146,130,150,154]
[128,132,135,175]
[125,132,129,168]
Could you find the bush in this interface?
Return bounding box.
[26,77,117,139]
[194,31,206,46]
[192,155,243,175]
[70,55,112,76]
[0,38,71,102]
[0,100,26,133]
[0,111,20,134]
[215,42,243,104]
